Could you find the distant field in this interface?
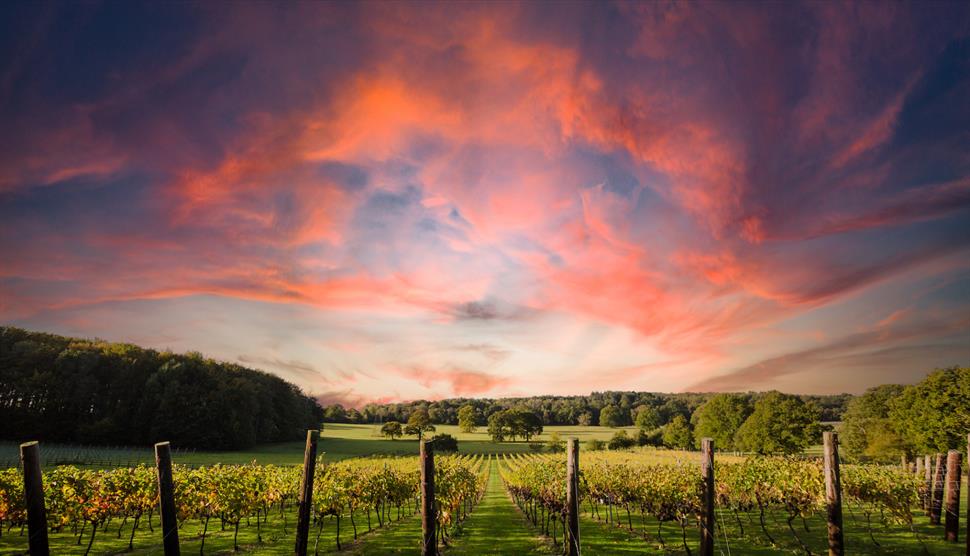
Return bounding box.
[326,422,641,442]
[317,422,643,458]
[0,423,647,468]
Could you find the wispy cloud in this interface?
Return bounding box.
[1,2,968,400]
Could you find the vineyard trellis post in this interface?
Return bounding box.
[20,441,49,556]
[566,437,580,556]
[931,453,946,525]
[700,438,714,556]
[420,439,437,556]
[823,431,844,556]
[295,429,319,556]
[154,441,180,555]
[924,454,933,512]
[943,450,961,542]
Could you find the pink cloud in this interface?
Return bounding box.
[393,365,513,397]
[2,2,968,399]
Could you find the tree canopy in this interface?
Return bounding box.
[888,366,970,453]
[404,408,435,439]
[634,405,660,430]
[0,327,323,450]
[691,393,752,451]
[457,404,477,433]
[317,390,851,427]
[734,391,820,454]
[380,421,403,440]
[599,404,625,427]
[839,384,906,461]
[486,409,543,441]
[662,415,693,450]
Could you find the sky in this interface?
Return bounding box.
[1,2,969,407]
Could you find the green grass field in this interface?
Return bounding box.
[0,423,639,468]
[315,423,641,460]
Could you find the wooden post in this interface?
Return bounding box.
[421,439,437,556]
[944,450,962,542]
[931,453,947,525]
[925,454,934,512]
[823,431,844,556]
[295,430,319,556]
[19,442,49,556]
[700,438,715,556]
[154,442,180,555]
[566,438,580,556]
[916,456,923,478]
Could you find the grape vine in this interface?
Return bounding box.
[0,454,486,555]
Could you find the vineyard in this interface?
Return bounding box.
[499,449,967,555]
[0,453,487,555]
[1,438,967,555]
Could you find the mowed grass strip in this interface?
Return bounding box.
[575,492,970,556]
[444,457,552,556]
[0,506,405,555]
[322,510,424,556]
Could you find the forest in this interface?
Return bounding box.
[0,327,323,449]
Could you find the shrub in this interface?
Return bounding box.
[547,432,566,452]
[431,433,458,452]
[608,430,637,450]
[637,428,663,447]
[586,438,606,451]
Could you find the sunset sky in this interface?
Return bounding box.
[1,2,969,406]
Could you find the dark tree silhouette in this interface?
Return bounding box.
[0,327,323,449]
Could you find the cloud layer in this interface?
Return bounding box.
[2,2,969,404]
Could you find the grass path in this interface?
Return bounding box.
[444,457,552,556]
[328,511,424,556]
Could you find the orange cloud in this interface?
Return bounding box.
[3,2,968,400]
[393,365,513,396]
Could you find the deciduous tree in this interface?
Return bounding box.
[457,404,477,433]
[599,404,624,427]
[734,391,820,454]
[691,393,751,450]
[839,384,906,461]
[662,415,693,449]
[380,421,403,440]
[404,408,435,439]
[634,405,660,430]
[888,367,970,453]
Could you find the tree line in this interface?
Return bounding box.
[380,406,545,443]
[582,367,969,456]
[371,392,822,454]
[838,366,969,461]
[322,389,851,429]
[357,367,969,457]
[0,327,323,450]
